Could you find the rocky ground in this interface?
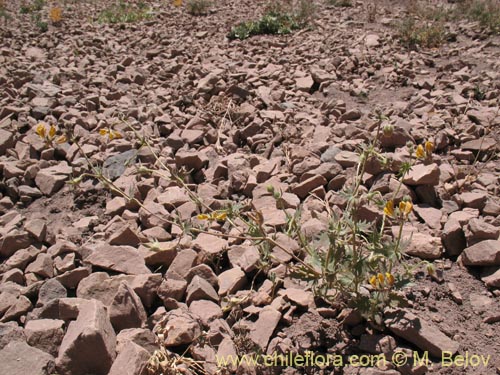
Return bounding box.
[0,0,500,374]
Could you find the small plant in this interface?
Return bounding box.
[97,1,151,24]
[20,0,44,13]
[228,0,315,40]
[396,17,447,49]
[328,0,353,7]
[186,0,211,16]
[31,11,48,32]
[228,11,300,40]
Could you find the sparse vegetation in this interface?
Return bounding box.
[97,1,151,23]
[20,0,45,13]
[228,0,314,40]
[457,0,500,33]
[186,0,211,16]
[397,17,447,49]
[327,0,352,7]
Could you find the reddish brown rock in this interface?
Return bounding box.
[462,240,500,266]
[56,299,116,375]
[25,319,65,356]
[35,163,72,195]
[385,308,459,357]
[403,164,440,186]
[249,306,282,351]
[186,275,219,305]
[217,267,246,296]
[109,282,147,332]
[85,244,151,275]
[0,341,56,375]
[0,230,32,258]
[108,341,149,375]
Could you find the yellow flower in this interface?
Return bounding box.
[173,0,182,6]
[377,273,385,285]
[55,135,67,144]
[399,201,413,216]
[415,144,425,159]
[49,125,56,139]
[384,200,394,217]
[369,275,378,288]
[213,212,227,221]
[425,140,434,155]
[197,214,210,220]
[385,272,395,286]
[36,123,47,139]
[99,128,122,141]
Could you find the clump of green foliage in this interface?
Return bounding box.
[228,0,314,40]
[186,0,211,16]
[228,11,301,40]
[20,0,44,13]
[98,1,151,24]
[328,0,353,7]
[397,17,447,49]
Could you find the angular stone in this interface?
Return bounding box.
[458,192,487,210]
[249,306,281,351]
[116,328,158,354]
[189,300,223,326]
[156,186,190,209]
[282,288,313,308]
[228,245,260,273]
[158,309,201,347]
[186,275,219,305]
[465,218,499,245]
[157,273,187,304]
[292,175,327,199]
[462,240,500,266]
[384,309,459,357]
[35,163,72,195]
[192,233,228,256]
[56,300,116,375]
[442,219,466,256]
[1,295,32,322]
[0,341,55,375]
[334,151,359,168]
[413,204,442,230]
[295,75,314,92]
[25,319,65,356]
[0,322,26,350]
[86,245,151,275]
[0,231,32,258]
[403,164,440,186]
[102,150,137,181]
[218,267,246,296]
[109,282,147,332]
[108,341,149,375]
[24,219,47,242]
[25,253,53,278]
[186,264,218,288]
[481,267,500,288]
[37,279,67,307]
[0,129,15,156]
[166,249,198,278]
[404,232,442,259]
